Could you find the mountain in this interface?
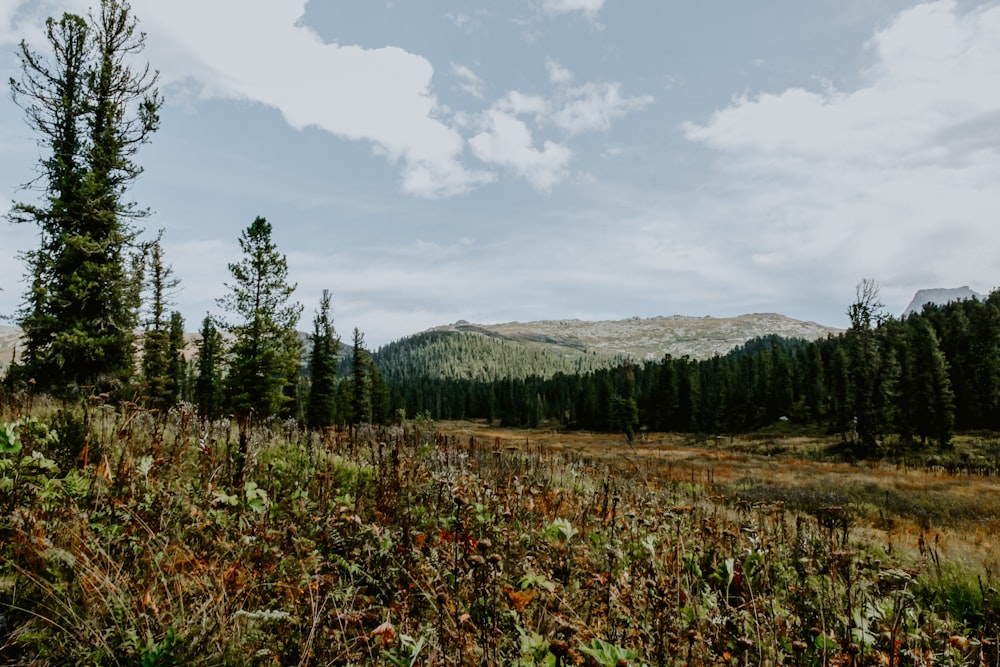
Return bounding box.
[902,286,986,317]
[438,314,841,360]
[374,314,842,382]
[1,313,843,381]
[0,326,20,372]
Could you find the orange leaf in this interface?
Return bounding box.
[506,588,537,612]
[370,621,396,644]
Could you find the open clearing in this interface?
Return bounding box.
[438,421,1000,574]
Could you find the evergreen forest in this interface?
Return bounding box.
[381,290,1000,455]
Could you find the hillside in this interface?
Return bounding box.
[373,329,615,383]
[2,313,842,381]
[438,313,840,360]
[375,313,841,382]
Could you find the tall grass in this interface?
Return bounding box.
[1,394,999,665]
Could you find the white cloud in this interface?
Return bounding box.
[4,0,653,205]
[546,58,573,84]
[452,63,485,99]
[601,143,623,158]
[680,0,1000,306]
[0,200,35,314]
[469,110,572,191]
[467,66,652,188]
[497,91,550,117]
[683,1,1000,165]
[131,0,490,198]
[542,0,605,19]
[1,0,87,49]
[491,81,653,137]
[163,239,233,309]
[552,82,654,135]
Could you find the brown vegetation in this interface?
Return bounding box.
[2,400,999,665]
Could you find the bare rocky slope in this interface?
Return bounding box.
[0,326,21,372]
[902,286,986,317]
[434,313,842,361]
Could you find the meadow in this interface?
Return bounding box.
[2,395,1000,665]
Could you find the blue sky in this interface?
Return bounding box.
[2,0,999,347]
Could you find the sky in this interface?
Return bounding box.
[1,0,999,348]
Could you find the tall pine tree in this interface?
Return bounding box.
[306,290,339,429]
[846,279,891,455]
[218,217,301,485]
[906,316,955,448]
[140,241,180,408]
[168,311,187,402]
[349,328,372,425]
[369,358,390,425]
[218,216,302,420]
[9,0,161,391]
[194,315,224,420]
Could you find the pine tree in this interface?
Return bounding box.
[846,279,889,455]
[972,300,1000,430]
[349,328,372,425]
[800,342,826,424]
[335,378,353,426]
[306,290,339,429]
[676,357,699,433]
[9,1,161,391]
[168,311,186,401]
[369,359,390,425]
[906,317,955,448]
[194,315,224,420]
[140,241,179,408]
[218,216,303,420]
[607,363,638,441]
[828,344,851,438]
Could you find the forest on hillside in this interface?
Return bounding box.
[373,329,621,383]
[384,288,1000,459]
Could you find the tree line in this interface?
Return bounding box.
[385,284,1000,457]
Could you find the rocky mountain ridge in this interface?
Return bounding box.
[902,286,986,317]
[433,312,842,361]
[0,313,842,377]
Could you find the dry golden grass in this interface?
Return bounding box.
[438,421,1000,573]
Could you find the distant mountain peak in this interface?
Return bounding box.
[903,286,985,317]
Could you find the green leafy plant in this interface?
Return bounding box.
[382,632,427,667]
[1,418,60,510]
[545,517,578,543]
[140,627,177,667]
[577,638,639,666]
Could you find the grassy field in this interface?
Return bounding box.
[446,424,1000,572]
[2,397,1000,665]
